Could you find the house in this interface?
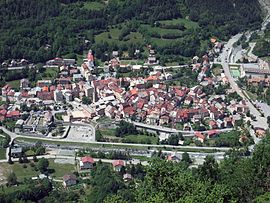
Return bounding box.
[63,174,77,187]
[37,91,54,101]
[208,130,218,138]
[209,120,218,129]
[112,160,125,172]
[255,127,266,138]
[1,85,12,96]
[195,131,205,143]
[167,152,181,162]
[224,117,233,128]
[123,173,133,182]
[159,115,169,125]
[6,111,20,119]
[20,79,29,89]
[10,147,22,158]
[80,156,95,170]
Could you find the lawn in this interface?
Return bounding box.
[7,80,20,89]
[48,159,75,178]
[141,24,183,37]
[100,128,116,137]
[0,148,6,159]
[245,90,258,101]
[55,112,64,120]
[1,162,39,181]
[159,18,199,29]
[123,134,158,144]
[0,159,75,181]
[95,29,144,46]
[42,67,59,79]
[83,1,105,10]
[212,64,223,76]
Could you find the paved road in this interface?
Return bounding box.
[217,20,270,143]
[220,46,265,144]
[132,121,233,135]
[0,127,232,152]
[0,154,149,166]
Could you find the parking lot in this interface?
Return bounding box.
[65,125,95,142]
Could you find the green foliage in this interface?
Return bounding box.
[0,179,52,202]
[209,130,242,147]
[160,133,183,146]
[115,121,138,137]
[181,152,192,165]
[6,172,17,186]
[37,157,49,173]
[82,96,91,105]
[0,0,262,64]
[86,164,125,203]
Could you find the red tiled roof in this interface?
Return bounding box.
[209,120,217,126]
[112,160,124,167]
[6,110,20,118]
[21,91,29,98]
[0,109,7,115]
[208,130,218,137]
[81,156,94,164]
[195,132,205,140]
[123,106,135,115]
[137,100,145,109]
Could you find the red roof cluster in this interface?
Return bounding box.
[81,156,95,164]
[112,160,124,167]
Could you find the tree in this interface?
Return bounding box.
[33,155,38,162]
[96,130,104,142]
[82,96,91,105]
[23,154,29,163]
[167,134,180,146]
[8,157,13,165]
[181,152,192,164]
[6,172,17,186]
[38,158,49,173]
[18,155,23,164]
[197,155,220,182]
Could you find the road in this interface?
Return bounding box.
[0,154,149,166]
[217,15,270,144]
[0,127,231,158]
[132,121,233,135]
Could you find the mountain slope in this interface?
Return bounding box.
[0,0,263,63]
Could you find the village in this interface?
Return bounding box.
[0,42,268,147]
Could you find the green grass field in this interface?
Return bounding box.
[159,18,199,29]
[99,128,116,137]
[0,148,6,159]
[245,90,258,101]
[95,29,144,46]
[212,64,223,76]
[83,1,105,10]
[1,162,39,181]
[42,67,59,79]
[7,80,20,89]
[0,159,75,181]
[48,159,75,178]
[123,134,158,144]
[141,24,183,36]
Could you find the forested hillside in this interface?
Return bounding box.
[2,135,270,202]
[0,0,263,63]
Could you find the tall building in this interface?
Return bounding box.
[87,49,95,69]
[20,79,29,90]
[54,89,64,102]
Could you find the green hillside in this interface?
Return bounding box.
[0,0,263,64]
